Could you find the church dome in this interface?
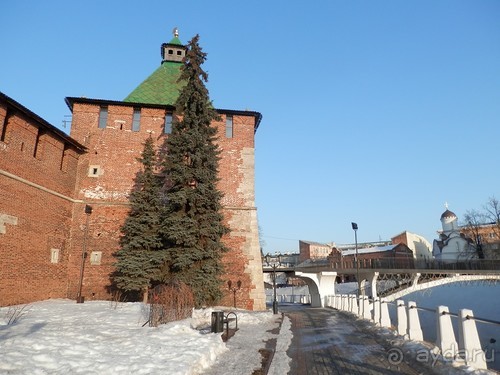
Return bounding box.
[440,209,457,220]
[440,206,459,234]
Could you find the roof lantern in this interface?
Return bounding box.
[161,27,187,63]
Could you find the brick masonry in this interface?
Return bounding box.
[0,98,83,305]
[0,94,266,310]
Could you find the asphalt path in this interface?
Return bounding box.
[281,304,441,375]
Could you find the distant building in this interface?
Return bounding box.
[460,222,500,259]
[298,240,331,263]
[261,252,299,268]
[432,207,475,261]
[391,231,432,260]
[328,243,414,270]
[278,252,300,268]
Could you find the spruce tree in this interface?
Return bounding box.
[160,34,228,307]
[113,136,165,300]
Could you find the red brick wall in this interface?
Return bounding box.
[299,241,331,262]
[67,102,264,309]
[0,100,81,306]
[0,104,79,195]
[391,232,408,246]
[0,95,265,310]
[299,241,311,263]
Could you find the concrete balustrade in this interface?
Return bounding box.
[407,301,423,341]
[331,296,489,371]
[379,298,391,328]
[373,298,381,326]
[351,295,358,315]
[369,272,379,298]
[293,271,500,372]
[458,309,487,370]
[397,300,408,337]
[362,296,371,320]
[436,305,458,359]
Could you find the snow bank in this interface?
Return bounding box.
[0,300,262,374]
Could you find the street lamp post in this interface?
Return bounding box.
[351,222,360,297]
[227,280,242,308]
[77,205,92,303]
[266,254,281,314]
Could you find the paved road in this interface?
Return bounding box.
[281,304,439,375]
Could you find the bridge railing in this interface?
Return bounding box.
[265,294,311,305]
[328,258,500,271]
[326,294,500,371]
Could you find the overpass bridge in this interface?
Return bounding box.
[262,258,500,307]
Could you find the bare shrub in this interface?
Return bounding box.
[109,290,127,310]
[148,281,194,327]
[4,304,31,325]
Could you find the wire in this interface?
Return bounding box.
[261,235,299,241]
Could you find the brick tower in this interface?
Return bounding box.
[65,30,266,310]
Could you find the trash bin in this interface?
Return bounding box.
[211,311,224,333]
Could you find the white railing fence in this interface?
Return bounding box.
[326,294,499,370]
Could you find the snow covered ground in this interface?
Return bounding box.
[1,280,499,374]
[0,299,279,374]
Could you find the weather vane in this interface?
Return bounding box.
[173,27,179,38]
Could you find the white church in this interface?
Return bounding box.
[432,205,476,261]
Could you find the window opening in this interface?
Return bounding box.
[34,129,43,158]
[98,107,108,129]
[164,113,172,134]
[0,110,9,142]
[90,251,102,265]
[60,144,69,171]
[226,115,233,138]
[89,165,101,177]
[132,109,141,132]
[51,249,60,263]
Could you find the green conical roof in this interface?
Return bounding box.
[168,36,183,46]
[124,30,186,106]
[124,61,184,106]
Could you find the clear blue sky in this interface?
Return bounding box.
[2,1,499,253]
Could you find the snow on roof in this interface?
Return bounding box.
[341,244,397,257]
[299,240,329,247]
